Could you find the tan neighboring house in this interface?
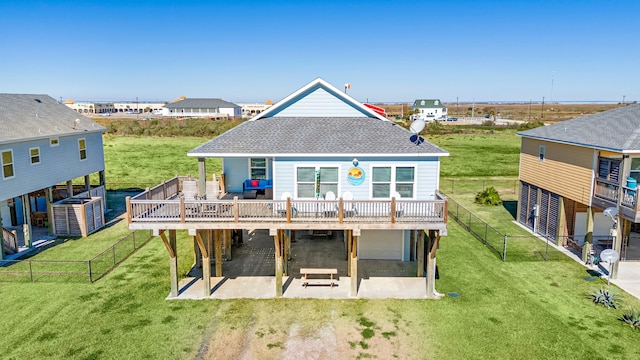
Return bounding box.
[516,104,640,277]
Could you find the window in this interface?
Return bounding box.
[250,158,267,179]
[30,147,40,164]
[296,166,339,199]
[78,138,87,160]
[50,137,59,146]
[372,166,416,198]
[538,145,546,161]
[598,157,621,182]
[2,150,14,179]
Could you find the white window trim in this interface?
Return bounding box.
[1,149,15,179]
[539,145,546,162]
[369,163,418,200]
[248,157,268,180]
[78,138,87,161]
[29,147,41,165]
[50,137,59,147]
[294,164,341,199]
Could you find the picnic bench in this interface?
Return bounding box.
[300,268,338,288]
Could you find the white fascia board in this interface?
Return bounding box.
[187,152,450,158]
[246,77,388,122]
[0,129,105,146]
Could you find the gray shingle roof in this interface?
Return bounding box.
[411,99,445,109]
[165,98,239,109]
[189,117,448,157]
[0,94,106,144]
[517,104,640,152]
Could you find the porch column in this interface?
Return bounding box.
[21,194,32,248]
[193,236,202,268]
[284,230,291,275]
[583,206,594,262]
[426,230,442,299]
[214,229,223,277]
[223,229,232,261]
[66,180,73,198]
[45,187,54,235]
[555,196,567,247]
[99,170,106,187]
[350,229,359,297]
[612,219,629,278]
[198,157,206,198]
[612,155,631,278]
[346,230,352,275]
[84,175,91,192]
[410,230,416,261]
[416,230,425,277]
[273,229,284,297]
[160,230,179,298]
[195,230,211,297]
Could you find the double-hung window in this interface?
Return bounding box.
[250,158,267,179]
[78,139,87,160]
[372,166,416,198]
[2,150,14,179]
[296,166,338,199]
[630,158,640,184]
[30,147,40,165]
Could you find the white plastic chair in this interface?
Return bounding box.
[276,192,293,216]
[341,191,357,216]
[323,191,337,217]
[391,191,404,217]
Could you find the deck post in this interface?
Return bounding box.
[346,230,352,274]
[215,229,223,277]
[223,229,232,261]
[426,230,442,299]
[0,207,4,260]
[66,180,73,197]
[274,230,284,297]
[21,194,33,248]
[417,230,424,277]
[198,157,206,198]
[391,198,396,223]
[84,175,91,192]
[46,186,54,235]
[409,230,416,261]
[162,230,179,298]
[350,231,358,297]
[195,230,211,297]
[583,206,594,262]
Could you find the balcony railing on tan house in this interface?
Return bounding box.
[593,178,640,222]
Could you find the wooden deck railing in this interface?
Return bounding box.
[127,196,448,225]
[594,179,639,211]
[2,227,19,255]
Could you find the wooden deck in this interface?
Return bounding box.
[126,177,448,232]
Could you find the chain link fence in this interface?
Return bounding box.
[0,230,152,283]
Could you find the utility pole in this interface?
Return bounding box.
[541,97,545,119]
[471,97,475,121]
[456,96,459,118]
[529,100,532,121]
[622,95,626,104]
[136,97,139,120]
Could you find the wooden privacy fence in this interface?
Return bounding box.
[0,230,152,283]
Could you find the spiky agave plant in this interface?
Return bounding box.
[589,288,619,309]
[619,308,640,329]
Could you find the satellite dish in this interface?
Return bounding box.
[410,119,426,134]
[600,249,619,264]
[603,207,618,218]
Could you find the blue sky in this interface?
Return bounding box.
[1,0,638,104]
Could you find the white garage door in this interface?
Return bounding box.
[358,230,403,260]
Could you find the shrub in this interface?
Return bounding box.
[474,187,502,206]
[517,121,545,131]
[589,288,619,309]
[619,308,640,329]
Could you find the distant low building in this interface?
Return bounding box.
[163,98,241,119]
[64,100,115,115]
[410,99,448,121]
[238,103,273,118]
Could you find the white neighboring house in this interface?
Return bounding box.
[0,94,107,259]
[410,99,448,121]
[163,98,242,119]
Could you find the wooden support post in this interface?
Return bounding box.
[46,186,54,235]
[193,236,202,268]
[350,232,358,297]
[426,230,442,299]
[215,229,223,277]
[66,180,73,198]
[286,198,292,223]
[346,229,352,274]
[409,230,416,261]
[84,175,91,192]
[195,230,211,297]
[391,198,396,224]
[21,194,33,248]
[160,230,179,298]
[416,230,424,277]
[0,206,4,260]
[274,230,284,297]
[99,170,106,187]
[583,206,594,262]
[198,157,206,198]
[223,229,232,261]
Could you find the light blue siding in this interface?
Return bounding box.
[272,156,440,200]
[0,132,104,201]
[271,87,368,118]
[223,158,250,193]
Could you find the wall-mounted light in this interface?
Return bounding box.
[352,158,359,167]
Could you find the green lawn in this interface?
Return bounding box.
[2,132,640,359]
